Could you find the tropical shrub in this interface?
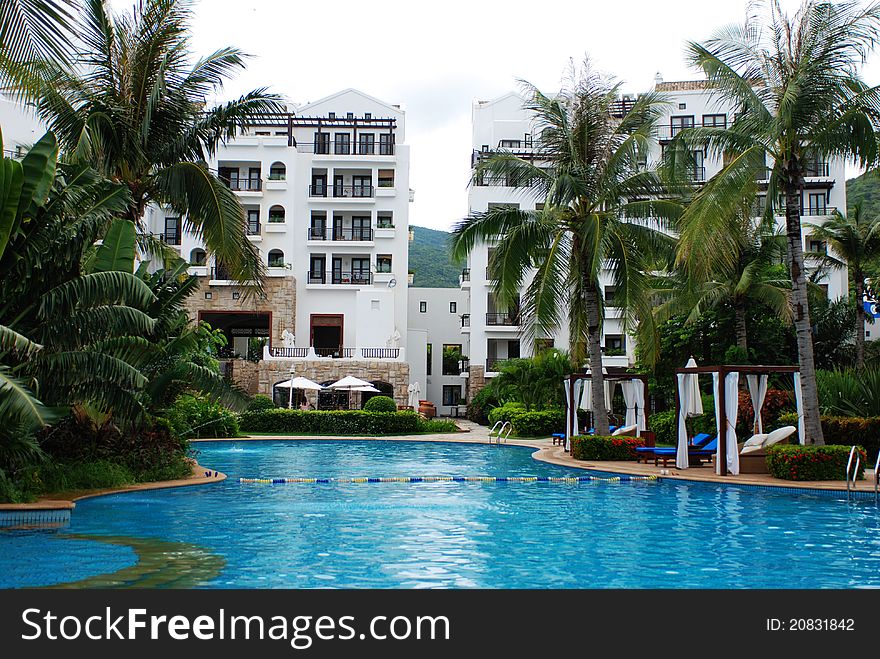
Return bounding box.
[491,350,575,410]
[488,402,526,426]
[779,413,880,462]
[418,419,459,433]
[571,436,645,461]
[165,395,239,439]
[238,410,424,435]
[247,394,276,412]
[766,445,865,481]
[363,396,397,413]
[508,409,566,437]
[816,368,880,417]
[650,409,677,445]
[467,384,499,425]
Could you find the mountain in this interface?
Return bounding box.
[846,171,880,217]
[408,225,462,288]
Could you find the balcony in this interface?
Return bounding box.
[460,314,470,327]
[306,227,373,242]
[486,357,508,372]
[308,184,375,199]
[224,178,262,192]
[774,205,837,217]
[265,346,403,360]
[486,312,519,326]
[306,271,373,285]
[301,141,396,156]
[461,269,470,281]
[458,358,470,377]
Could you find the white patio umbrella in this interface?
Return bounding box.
[328,375,376,409]
[275,376,323,409]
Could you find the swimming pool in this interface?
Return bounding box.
[2,439,879,588]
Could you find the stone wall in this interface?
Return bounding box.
[258,360,411,407]
[467,365,486,402]
[221,360,260,395]
[183,276,296,345]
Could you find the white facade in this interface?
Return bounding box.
[0,95,46,156]
[407,287,469,414]
[148,89,412,364]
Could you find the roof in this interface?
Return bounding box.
[297,88,403,116]
[474,91,527,108]
[654,80,712,91]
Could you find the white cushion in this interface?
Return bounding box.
[612,424,638,436]
[765,425,797,447]
[743,433,769,448]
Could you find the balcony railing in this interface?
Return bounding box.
[486,357,508,372]
[688,167,706,182]
[307,271,373,285]
[246,221,261,236]
[774,206,837,217]
[461,314,470,327]
[211,265,232,280]
[307,227,373,241]
[460,268,470,281]
[308,184,375,198]
[755,163,830,180]
[302,141,396,155]
[486,312,520,326]
[458,358,470,373]
[161,231,181,245]
[267,346,401,359]
[223,178,262,191]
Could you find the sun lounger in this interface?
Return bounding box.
[636,436,718,467]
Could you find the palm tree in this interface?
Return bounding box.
[673,0,880,444]
[808,205,880,368]
[0,0,75,84]
[451,62,680,435]
[652,212,791,357]
[0,0,285,283]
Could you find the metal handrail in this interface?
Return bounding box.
[874,451,880,502]
[489,421,504,444]
[846,446,861,499]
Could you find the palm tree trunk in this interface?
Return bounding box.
[734,298,748,355]
[584,285,610,435]
[784,182,825,445]
[854,272,865,370]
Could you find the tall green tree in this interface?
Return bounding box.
[808,205,880,368]
[651,211,790,357]
[451,62,680,434]
[673,0,880,444]
[0,0,284,283]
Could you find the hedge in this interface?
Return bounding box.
[766,444,866,481]
[570,435,645,461]
[363,396,397,413]
[165,394,240,438]
[238,409,424,435]
[778,413,880,461]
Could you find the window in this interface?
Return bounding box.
[274,131,287,136]
[605,286,620,307]
[310,212,327,240]
[377,213,393,228]
[246,209,260,235]
[702,113,726,128]
[314,132,330,154]
[419,301,427,313]
[377,254,392,273]
[535,338,555,353]
[204,291,212,300]
[499,139,521,148]
[268,249,284,267]
[377,169,394,188]
[442,385,462,406]
[379,133,394,155]
[670,115,694,137]
[352,175,372,197]
[358,133,375,154]
[426,343,432,376]
[449,302,457,314]
[164,216,181,245]
[346,112,354,120]
[189,248,206,265]
[807,237,827,254]
[255,130,270,136]
[268,205,285,223]
[605,335,626,354]
[807,193,827,215]
[365,112,372,120]
[350,215,371,241]
[311,172,327,196]
[334,133,351,155]
[351,258,370,284]
[248,167,261,191]
[232,291,240,300]
[442,344,462,375]
[309,255,325,283]
[818,283,829,298]
[328,112,336,120]
[269,163,286,180]
[678,102,687,110]
[691,150,705,181]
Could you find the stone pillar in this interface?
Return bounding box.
[467,365,486,402]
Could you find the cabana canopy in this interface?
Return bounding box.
[674,364,804,476]
[563,371,650,451]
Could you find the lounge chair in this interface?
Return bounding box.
[635,433,711,462]
[612,424,638,437]
[738,425,797,474]
[636,436,718,467]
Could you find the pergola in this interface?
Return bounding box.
[674,364,804,476]
[563,371,651,452]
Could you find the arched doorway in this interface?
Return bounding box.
[273,380,306,409]
[360,381,394,408]
[317,380,350,410]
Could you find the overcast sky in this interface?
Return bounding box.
[110,0,880,231]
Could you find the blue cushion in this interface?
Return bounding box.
[691,433,712,447]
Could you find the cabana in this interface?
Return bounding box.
[562,371,650,451]
[673,364,804,476]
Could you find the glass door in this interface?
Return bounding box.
[351,257,370,284]
[332,257,343,284]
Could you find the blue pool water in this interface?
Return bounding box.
[2,439,880,588]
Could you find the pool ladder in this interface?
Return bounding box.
[488,421,512,444]
[845,446,865,500]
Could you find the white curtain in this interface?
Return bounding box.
[622,381,636,429]
[632,378,646,434]
[571,378,583,437]
[676,373,690,469]
[563,377,572,451]
[793,372,805,445]
[712,373,722,474]
[746,374,768,434]
[724,372,740,475]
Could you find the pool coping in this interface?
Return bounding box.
[193,433,878,496]
[0,463,227,513]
